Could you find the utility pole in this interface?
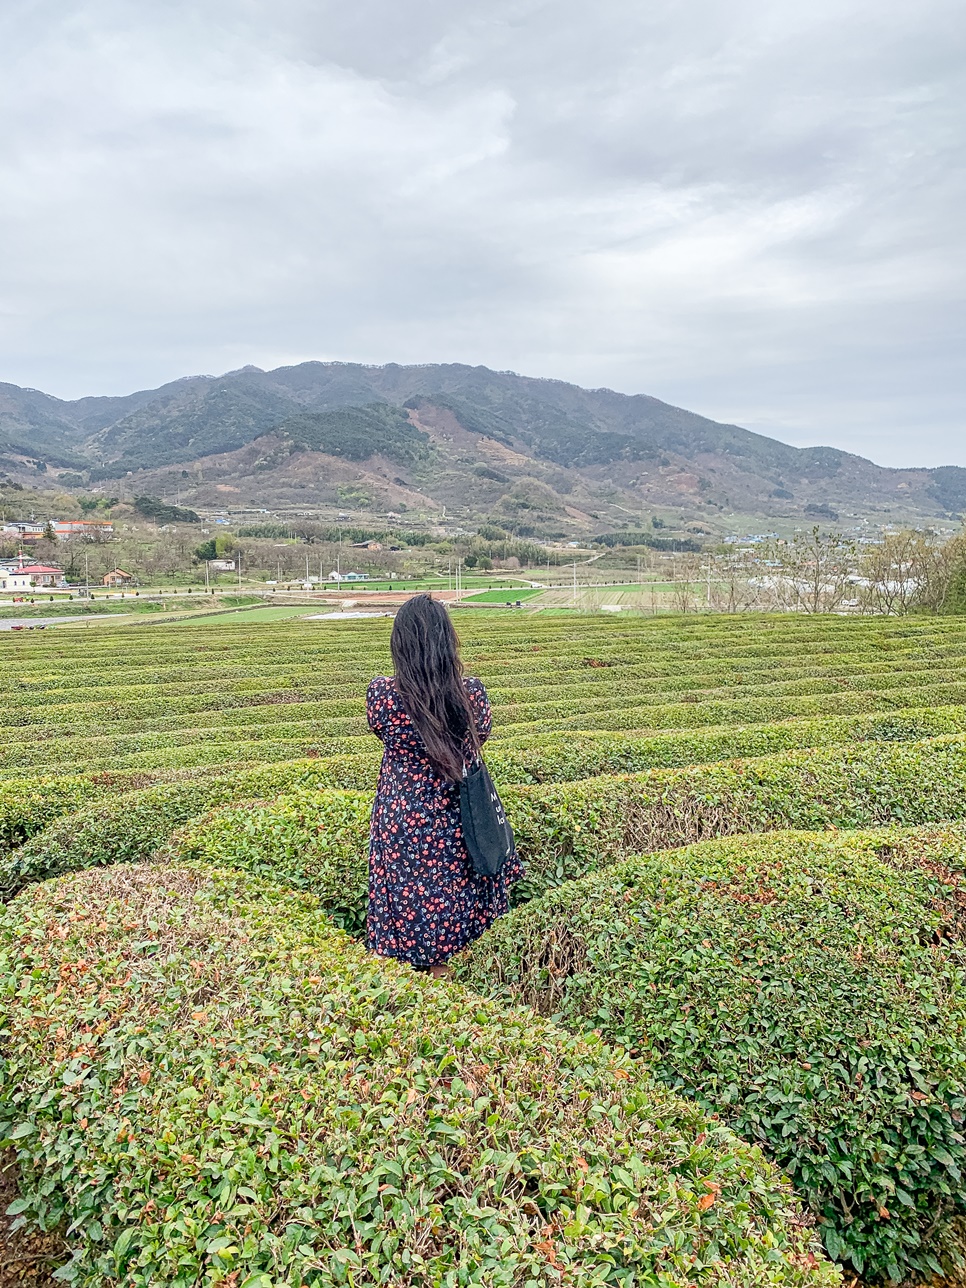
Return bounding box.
[204,560,210,591]
[572,561,577,607]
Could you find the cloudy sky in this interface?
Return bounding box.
[1,0,963,466]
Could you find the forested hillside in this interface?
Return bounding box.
[1,362,963,531]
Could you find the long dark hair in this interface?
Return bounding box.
[390,595,480,781]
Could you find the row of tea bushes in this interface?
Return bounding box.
[0,862,836,1288]
[165,734,966,925]
[10,612,966,685]
[452,824,966,1285]
[9,672,966,777]
[0,758,386,897]
[8,730,966,911]
[5,705,965,848]
[326,705,966,788]
[10,648,966,712]
[9,651,965,715]
[7,658,966,735]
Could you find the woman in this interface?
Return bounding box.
[365,594,522,976]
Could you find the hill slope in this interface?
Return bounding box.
[1,362,963,532]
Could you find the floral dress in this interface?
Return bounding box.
[365,675,523,969]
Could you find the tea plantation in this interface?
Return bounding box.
[3,610,966,1285]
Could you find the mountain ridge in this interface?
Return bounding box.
[0,362,963,532]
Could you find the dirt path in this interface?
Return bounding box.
[0,1154,62,1287]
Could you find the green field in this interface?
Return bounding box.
[461,586,545,603]
[4,611,966,1283]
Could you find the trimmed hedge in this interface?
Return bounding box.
[166,734,966,927]
[4,705,966,846]
[0,862,836,1288]
[0,761,369,901]
[505,733,966,899]
[5,662,966,738]
[452,825,966,1284]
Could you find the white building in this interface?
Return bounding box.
[0,563,32,592]
[329,571,369,583]
[0,555,66,589]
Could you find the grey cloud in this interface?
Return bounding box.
[0,0,962,466]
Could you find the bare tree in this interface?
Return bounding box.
[670,553,701,613]
[708,549,763,613]
[857,530,933,615]
[765,528,858,614]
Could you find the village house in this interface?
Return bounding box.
[0,562,33,592]
[0,555,66,590]
[329,571,369,583]
[19,562,66,587]
[102,569,135,587]
[53,519,114,537]
[1,521,45,541]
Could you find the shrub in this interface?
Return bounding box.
[160,734,966,928]
[0,863,836,1288]
[452,825,966,1284]
[505,733,966,900]
[170,789,373,931]
[0,761,370,902]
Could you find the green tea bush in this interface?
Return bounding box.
[506,733,966,898]
[166,734,966,927]
[0,862,836,1288]
[484,705,966,784]
[453,825,966,1284]
[0,761,370,901]
[170,788,373,930]
[6,707,966,848]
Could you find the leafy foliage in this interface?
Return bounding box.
[276,404,432,465]
[0,863,835,1288]
[453,826,966,1284]
[132,495,201,524]
[159,733,966,931]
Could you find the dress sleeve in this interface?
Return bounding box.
[366,677,392,741]
[468,678,492,745]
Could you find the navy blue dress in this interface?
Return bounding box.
[365,675,523,969]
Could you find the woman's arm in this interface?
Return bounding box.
[469,678,493,745]
[366,677,390,742]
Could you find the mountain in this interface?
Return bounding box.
[1,362,963,534]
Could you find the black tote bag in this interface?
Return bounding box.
[459,758,515,877]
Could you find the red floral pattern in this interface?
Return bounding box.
[365,674,523,969]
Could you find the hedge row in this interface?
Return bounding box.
[534,679,966,733]
[7,730,966,909]
[12,617,966,685]
[8,660,966,735]
[8,651,964,712]
[5,705,964,844]
[452,824,966,1284]
[0,862,835,1288]
[0,761,372,899]
[10,675,966,779]
[158,733,966,930]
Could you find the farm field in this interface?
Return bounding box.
[3,610,966,1284]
